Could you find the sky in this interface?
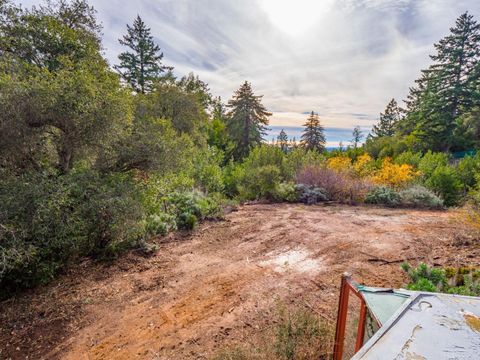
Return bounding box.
[17,0,480,146]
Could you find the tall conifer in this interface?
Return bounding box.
[226,81,272,159]
[115,15,171,93]
[300,111,326,152]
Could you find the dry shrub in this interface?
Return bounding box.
[296,165,372,204]
[212,305,334,360]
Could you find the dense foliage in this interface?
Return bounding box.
[1,2,480,297]
[402,263,480,296]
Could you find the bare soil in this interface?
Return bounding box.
[1,203,478,360]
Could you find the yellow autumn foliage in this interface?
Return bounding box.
[326,156,352,172]
[373,158,418,188]
[353,154,374,177]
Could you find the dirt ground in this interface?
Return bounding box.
[1,203,478,360]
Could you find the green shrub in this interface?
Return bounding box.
[177,212,198,230]
[273,182,299,202]
[145,213,177,236]
[0,169,146,296]
[398,185,444,209]
[192,146,225,194]
[402,263,480,296]
[238,164,282,200]
[418,151,449,179]
[222,161,245,198]
[295,184,329,205]
[283,148,324,181]
[163,190,224,230]
[457,155,480,194]
[394,151,422,167]
[424,166,462,206]
[365,186,401,207]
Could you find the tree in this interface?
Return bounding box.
[372,99,401,137]
[226,81,272,159]
[0,0,101,71]
[277,129,289,153]
[399,12,480,151]
[115,15,171,93]
[351,126,363,149]
[0,1,131,174]
[177,72,212,110]
[300,111,326,152]
[135,83,208,137]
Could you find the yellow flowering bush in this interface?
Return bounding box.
[353,154,374,177]
[373,158,418,188]
[327,156,352,172]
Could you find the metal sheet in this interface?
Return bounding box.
[352,292,480,360]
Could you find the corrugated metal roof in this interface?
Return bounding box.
[352,292,480,359]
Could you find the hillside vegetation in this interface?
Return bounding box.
[1,0,480,300]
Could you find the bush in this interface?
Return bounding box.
[164,190,224,229]
[402,263,480,296]
[394,151,422,167]
[273,182,299,202]
[424,166,462,206]
[398,185,444,209]
[373,158,418,188]
[365,186,401,207]
[238,165,282,200]
[0,169,146,296]
[296,165,371,204]
[145,213,177,236]
[295,184,329,205]
[418,151,449,179]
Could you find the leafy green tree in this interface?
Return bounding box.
[115,15,171,93]
[372,99,401,137]
[300,111,326,152]
[277,129,289,153]
[0,0,101,71]
[351,126,363,149]
[136,84,208,137]
[0,1,131,174]
[226,81,272,159]
[177,72,213,109]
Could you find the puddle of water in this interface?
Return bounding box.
[260,249,322,273]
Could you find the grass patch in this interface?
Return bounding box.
[212,304,334,360]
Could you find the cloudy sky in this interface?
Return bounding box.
[19,0,480,145]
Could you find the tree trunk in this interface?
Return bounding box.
[58,135,74,174]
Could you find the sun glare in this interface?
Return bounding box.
[260,0,332,36]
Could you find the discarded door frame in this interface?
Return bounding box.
[333,273,381,360]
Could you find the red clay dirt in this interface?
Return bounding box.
[1,203,478,359]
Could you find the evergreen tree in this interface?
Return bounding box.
[290,137,298,150]
[399,12,480,151]
[372,98,401,137]
[351,126,363,149]
[277,129,289,153]
[226,81,272,159]
[115,15,171,93]
[300,111,326,152]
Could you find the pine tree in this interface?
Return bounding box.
[351,126,363,149]
[372,99,401,137]
[115,15,172,93]
[300,111,326,152]
[399,12,480,151]
[226,81,272,159]
[277,129,289,153]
